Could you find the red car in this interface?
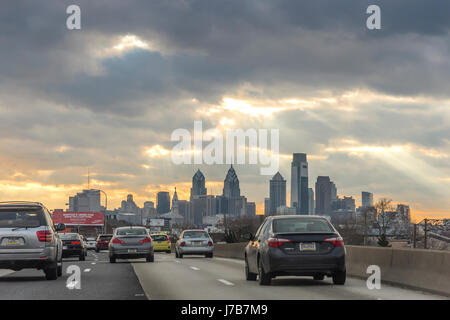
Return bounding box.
[95,234,113,252]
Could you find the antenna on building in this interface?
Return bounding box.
[87,168,90,190]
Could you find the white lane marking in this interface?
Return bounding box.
[217,279,235,286]
[174,260,181,263]
[135,293,145,297]
[84,269,91,272]
[91,262,96,265]
[190,266,200,271]
[0,269,14,277]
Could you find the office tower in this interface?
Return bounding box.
[290,153,309,215]
[246,202,256,217]
[223,165,240,198]
[156,191,170,214]
[270,172,286,215]
[308,188,315,215]
[264,198,270,216]
[315,176,333,215]
[362,191,374,207]
[331,182,337,202]
[190,169,207,200]
[68,189,103,212]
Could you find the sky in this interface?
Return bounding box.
[0,1,449,221]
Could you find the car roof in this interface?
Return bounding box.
[0,201,44,209]
[268,215,328,220]
[182,229,207,232]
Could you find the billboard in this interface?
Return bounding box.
[149,218,165,227]
[53,211,104,226]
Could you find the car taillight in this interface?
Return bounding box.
[324,236,344,247]
[71,241,80,245]
[139,237,152,243]
[208,241,213,246]
[267,237,291,248]
[180,241,186,247]
[111,238,124,244]
[37,230,53,242]
[166,236,171,242]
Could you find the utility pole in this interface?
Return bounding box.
[424,219,428,249]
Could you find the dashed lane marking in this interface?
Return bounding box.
[217,279,235,286]
[190,266,200,271]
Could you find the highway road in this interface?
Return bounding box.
[0,252,448,300]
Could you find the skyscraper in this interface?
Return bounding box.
[190,169,207,200]
[223,165,240,198]
[308,188,315,215]
[264,198,270,216]
[315,176,333,215]
[290,153,309,215]
[362,191,374,207]
[270,172,286,215]
[156,191,170,214]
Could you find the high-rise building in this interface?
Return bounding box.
[290,153,309,215]
[69,189,104,212]
[223,165,240,198]
[190,169,207,200]
[308,188,315,215]
[331,196,356,212]
[269,172,286,215]
[156,191,170,214]
[315,176,333,215]
[330,182,337,202]
[246,202,256,217]
[264,198,270,216]
[362,191,374,207]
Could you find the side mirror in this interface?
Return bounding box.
[242,232,253,241]
[55,223,66,232]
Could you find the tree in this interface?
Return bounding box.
[374,198,395,247]
[377,233,391,247]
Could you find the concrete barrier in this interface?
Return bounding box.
[214,243,450,296]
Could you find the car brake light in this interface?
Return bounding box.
[140,237,152,243]
[71,241,80,245]
[111,238,124,244]
[37,230,53,242]
[180,241,186,247]
[267,237,291,248]
[208,241,213,246]
[324,236,344,247]
[166,236,171,242]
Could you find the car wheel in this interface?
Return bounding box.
[179,253,183,259]
[57,261,63,277]
[175,250,179,258]
[313,274,325,281]
[258,258,271,285]
[44,262,58,280]
[109,256,116,263]
[146,254,154,263]
[95,248,99,253]
[79,254,85,261]
[166,250,171,254]
[332,269,346,285]
[206,253,213,258]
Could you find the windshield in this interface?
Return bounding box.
[151,235,168,241]
[0,209,45,228]
[273,218,334,233]
[98,235,112,241]
[59,233,79,240]
[183,231,209,239]
[116,228,147,236]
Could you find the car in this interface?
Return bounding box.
[108,226,154,263]
[150,233,172,253]
[174,229,214,258]
[244,215,346,286]
[0,201,65,280]
[59,233,87,261]
[95,234,113,252]
[86,237,97,250]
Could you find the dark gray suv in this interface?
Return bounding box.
[244,215,346,286]
[0,201,66,280]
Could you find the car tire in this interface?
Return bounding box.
[179,253,183,259]
[146,254,154,263]
[205,253,213,258]
[258,258,271,285]
[57,261,63,277]
[166,250,171,254]
[314,274,325,281]
[79,254,85,261]
[44,262,58,280]
[245,258,257,281]
[109,256,116,263]
[175,250,179,258]
[332,269,346,285]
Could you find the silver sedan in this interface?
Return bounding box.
[175,229,214,258]
[108,226,154,263]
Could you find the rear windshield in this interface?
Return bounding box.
[151,235,168,241]
[59,233,80,240]
[0,209,46,228]
[273,218,334,233]
[116,228,147,236]
[98,235,112,241]
[183,231,209,239]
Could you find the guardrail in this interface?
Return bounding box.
[213,243,450,296]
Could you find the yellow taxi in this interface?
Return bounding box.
[150,233,172,253]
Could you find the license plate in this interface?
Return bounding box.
[128,249,137,253]
[193,241,202,246]
[299,242,316,251]
[3,238,24,246]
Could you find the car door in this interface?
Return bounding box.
[247,219,268,273]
